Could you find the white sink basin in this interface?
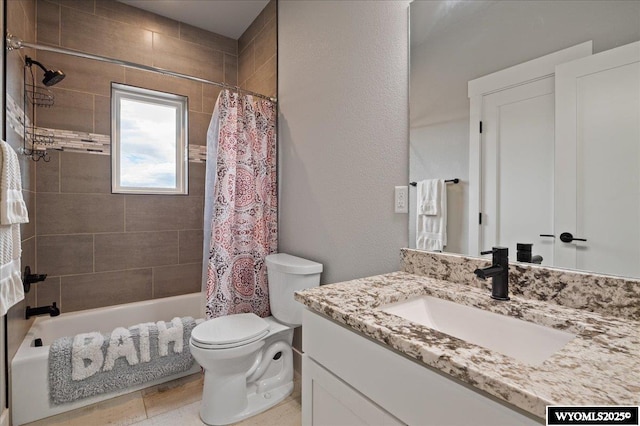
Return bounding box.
[380,296,575,366]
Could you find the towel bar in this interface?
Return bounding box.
[409,179,459,186]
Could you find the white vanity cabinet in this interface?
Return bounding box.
[304,357,404,426]
[301,309,542,426]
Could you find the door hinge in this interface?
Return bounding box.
[479,212,482,224]
[479,121,483,134]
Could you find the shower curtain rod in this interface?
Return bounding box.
[6,34,277,102]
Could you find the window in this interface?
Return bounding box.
[111,83,188,194]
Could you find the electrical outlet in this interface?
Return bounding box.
[395,186,408,213]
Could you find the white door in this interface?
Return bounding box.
[468,42,592,258]
[555,41,640,277]
[481,77,555,265]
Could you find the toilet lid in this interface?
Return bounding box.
[191,313,270,346]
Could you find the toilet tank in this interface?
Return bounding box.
[266,253,322,326]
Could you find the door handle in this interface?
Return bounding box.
[539,234,555,238]
[559,232,587,243]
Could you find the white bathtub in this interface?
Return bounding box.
[11,292,205,425]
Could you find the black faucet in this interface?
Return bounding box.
[23,266,47,293]
[26,302,60,319]
[516,243,543,265]
[474,247,510,301]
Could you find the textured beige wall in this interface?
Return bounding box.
[278,0,410,286]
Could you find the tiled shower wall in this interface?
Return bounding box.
[238,0,277,98]
[29,0,276,314]
[6,0,37,364]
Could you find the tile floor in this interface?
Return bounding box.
[25,372,301,426]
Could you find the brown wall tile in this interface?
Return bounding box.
[189,111,210,146]
[6,47,26,103]
[36,87,94,133]
[255,17,276,68]
[188,162,205,197]
[179,229,203,264]
[262,0,277,27]
[37,234,94,276]
[21,190,36,239]
[21,0,37,31]
[179,23,237,55]
[237,0,276,98]
[224,54,238,86]
[153,263,201,299]
[8,0,28,42]
[20,147,37,193]
[61,269,152,312]
[61,7,153,65]
[36,149,60,193]
[95,0,179,38]
[245,55,277,98]
[238,44,255,85]
[36,193,124,235]
[94,94,111,135]
[36,50,125,97]
[238,8,265,54]
[94,231,178,272]
[202,85,222,114]
[21,236,36,278]
[124,68,202,113]
[35,276,61,308]
[36,0,61,45]
[153,33,223,83]
[125,195,203,232]
[60,151,111,193]
[50,0,94,13]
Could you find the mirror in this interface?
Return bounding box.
[409,0,640,277]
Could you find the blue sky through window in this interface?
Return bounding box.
[119,98,177,188]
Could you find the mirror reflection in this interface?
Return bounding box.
[409,0,640,277]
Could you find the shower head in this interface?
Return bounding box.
[42,69,66,86]
[25,56,66,86]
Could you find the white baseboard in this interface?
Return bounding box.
[0,408,9,426]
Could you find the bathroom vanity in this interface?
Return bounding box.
[295,249,640,425]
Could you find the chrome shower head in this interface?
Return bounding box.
[25,56,66,86]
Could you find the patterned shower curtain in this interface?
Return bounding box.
[203,90,277,319]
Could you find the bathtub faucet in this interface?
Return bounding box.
[26,302,60,319]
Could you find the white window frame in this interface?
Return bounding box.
[111,83,189,195]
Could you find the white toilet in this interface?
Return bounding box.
[189,253,322,425]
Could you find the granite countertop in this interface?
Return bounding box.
[295,271,640,419]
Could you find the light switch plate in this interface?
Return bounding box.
[395,186,408,213]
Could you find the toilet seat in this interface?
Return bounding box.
[191,313,270,350]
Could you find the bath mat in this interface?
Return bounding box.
[49,316,197,405]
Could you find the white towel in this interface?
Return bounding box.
[0,141,29,225]
[0,224,24,315]
[0,141,27,316]
[416,179,447,251]
[417,179,440,215]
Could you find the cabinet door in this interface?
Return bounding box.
[303,355,404,426]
